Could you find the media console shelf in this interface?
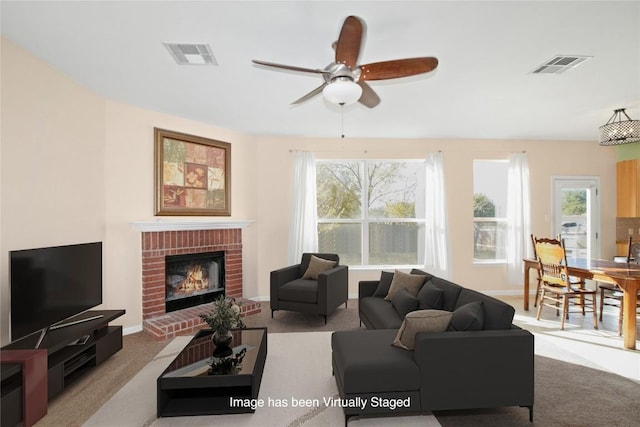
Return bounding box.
[1,309,125,423]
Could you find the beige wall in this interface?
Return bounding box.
[255,136,617,296]
[1,38,107,344]
[102,101,259,333]
[1,36,618,345]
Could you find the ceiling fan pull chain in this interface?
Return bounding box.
[340,102,345,138]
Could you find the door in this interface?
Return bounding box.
[552,177,600,259]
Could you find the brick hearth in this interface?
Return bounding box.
[140,228,259,340]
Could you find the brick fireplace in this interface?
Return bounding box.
[134,221,259,340]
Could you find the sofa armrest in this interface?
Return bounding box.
[413,328,534,411]
[318,265,349,315]
[359,281,379,299]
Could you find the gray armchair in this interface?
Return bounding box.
[270,253,349,324]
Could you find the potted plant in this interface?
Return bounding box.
[199,296,246,354]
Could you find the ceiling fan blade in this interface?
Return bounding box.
[359,57,439,81]
[335,16,363,69]
[252,60,327,75]
[358,81,380,108]
[291,83,327,105]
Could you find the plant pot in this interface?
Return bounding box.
[212,330,233,358]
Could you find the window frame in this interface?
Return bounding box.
[316,159,426,268]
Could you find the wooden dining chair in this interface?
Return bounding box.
[598,236,640,335]
[534,237,598,330]
[531,234,586,309]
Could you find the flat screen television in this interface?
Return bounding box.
[10,242,103,342]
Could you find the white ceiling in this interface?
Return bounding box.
[2,1,639,141]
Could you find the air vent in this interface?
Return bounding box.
[163,43,218,65]
[532,55,592,74]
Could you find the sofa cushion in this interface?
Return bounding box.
[302,255,337,280]
[448,301,484,331]
[384,270,426,301]
[332,330,420,393]
[359,296,404,329]
[390,288,419,318]
[392,309,453,350]
[278,279,318,303]
[455,288,515,330]
[373,270,394,297]
[417,281,444,310]
[429,277,464,311]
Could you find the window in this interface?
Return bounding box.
[316,160,425,266]
[473,160,508,262]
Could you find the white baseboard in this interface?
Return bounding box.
[123,325,143,336]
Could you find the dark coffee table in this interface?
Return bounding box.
[157,327,267,417]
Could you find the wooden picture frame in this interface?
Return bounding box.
[154,128,231,216]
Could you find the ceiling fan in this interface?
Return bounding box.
[252,15,439,108]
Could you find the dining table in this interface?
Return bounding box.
[522,257,640,350]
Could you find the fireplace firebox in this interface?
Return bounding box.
[165,251,225,313]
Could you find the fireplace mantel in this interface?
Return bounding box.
[130,219,254,232]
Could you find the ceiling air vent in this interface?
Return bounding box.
[163,43,218,65]
[532,55,592,74]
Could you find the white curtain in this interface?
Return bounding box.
[424,152,450,278]
[506,152,531,285]
[287,151,318,264]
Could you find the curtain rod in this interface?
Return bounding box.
[289,149,525,154]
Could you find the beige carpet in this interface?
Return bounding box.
[83,332,441,427]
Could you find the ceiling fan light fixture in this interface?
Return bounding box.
[323,78,362,105]
[599,108,640,146]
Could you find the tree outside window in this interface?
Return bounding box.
[473,160,508,262]
[316,160,425,266]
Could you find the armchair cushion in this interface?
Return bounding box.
[302,255,337,280]
[278,279,319,303]
[390,288,419,318]
[384,270,427,301]
[392,310,453,350]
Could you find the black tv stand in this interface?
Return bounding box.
[1,309,125,402]
[33,313,106,349]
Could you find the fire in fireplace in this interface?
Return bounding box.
[165,251,225,312]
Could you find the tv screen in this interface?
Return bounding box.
[10,242,103,341]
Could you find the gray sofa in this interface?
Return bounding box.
[331,269,534,424]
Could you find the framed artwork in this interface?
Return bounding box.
[154,128,231,216]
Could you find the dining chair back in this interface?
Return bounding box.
[535,237,570,289]
[530,234,543,307]
[534,236,598,330]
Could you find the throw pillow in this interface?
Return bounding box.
[390,288,419,318]
[410,269,435,282]
[392,309,453,350]
[384,270,426,301]
[417,282,444,310]
[301,255,337,280]
[373,271,395,297]
[448,301,485,331]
